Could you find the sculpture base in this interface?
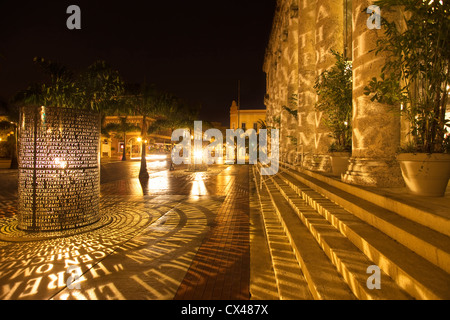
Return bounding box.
[342,157,405,188]
[0,215,110,242]
[302,154,332,173]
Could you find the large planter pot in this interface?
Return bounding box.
[397,153,450,197]
[330,152,351,177]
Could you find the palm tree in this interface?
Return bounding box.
[103,116,141,161]
[147,97,200,170]
[121,83,162,179]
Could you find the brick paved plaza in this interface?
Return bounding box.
[2,0,449,308]
[0,159,267,300]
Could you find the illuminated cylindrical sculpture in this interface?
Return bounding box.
[18,106,100,232]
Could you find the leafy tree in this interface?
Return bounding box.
[76,60,125,113]
[314,50,352,152]
[282,94,298,120]
[11,57,125,168]
[282,94,299,155]
[14,57,124,112]
[364,0,450,153]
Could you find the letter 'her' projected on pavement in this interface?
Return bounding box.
[18,106,100,232]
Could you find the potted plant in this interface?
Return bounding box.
[11,57,124,231]
[364,0,450,196]
[314,50,353,177]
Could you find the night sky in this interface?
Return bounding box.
[0,0,276,126]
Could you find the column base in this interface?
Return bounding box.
[302,154,332,173]
[342,157,405,188]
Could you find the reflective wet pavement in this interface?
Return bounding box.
[0,159,254,300]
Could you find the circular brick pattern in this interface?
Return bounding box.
[0,196,162,242]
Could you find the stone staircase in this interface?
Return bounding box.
[251,164,450,300]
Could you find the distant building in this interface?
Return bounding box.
[229,101,266,133]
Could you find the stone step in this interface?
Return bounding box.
[281,167,450,274]
[254,167,356,300]
[248,168,279,300]
[276,168,450,300]
[281,162,450,237]
[250,167,313,300]
[267,173,412,300]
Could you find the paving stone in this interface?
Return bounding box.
[0,162,265,300]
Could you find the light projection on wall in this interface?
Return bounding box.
[17,106,100,232]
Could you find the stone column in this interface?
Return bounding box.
[285,2,299,164]
[297,0,317,168]
[342,0,404,187]
[279,11,290,162]
[301,0,344,171]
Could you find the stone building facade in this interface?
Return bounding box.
[263,0,407,187]
[229,100,266,133]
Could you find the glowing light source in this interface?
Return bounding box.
[137,137,142,142]
[54,157,67,169]
[194,149,203,161]
[147,160,167,168]
[130,154,168,160]
[147,154,167,160]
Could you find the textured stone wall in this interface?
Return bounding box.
[341,0,404,187]
[264,0,344,170]
[264,0,404,187]
[297,0,317,165]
